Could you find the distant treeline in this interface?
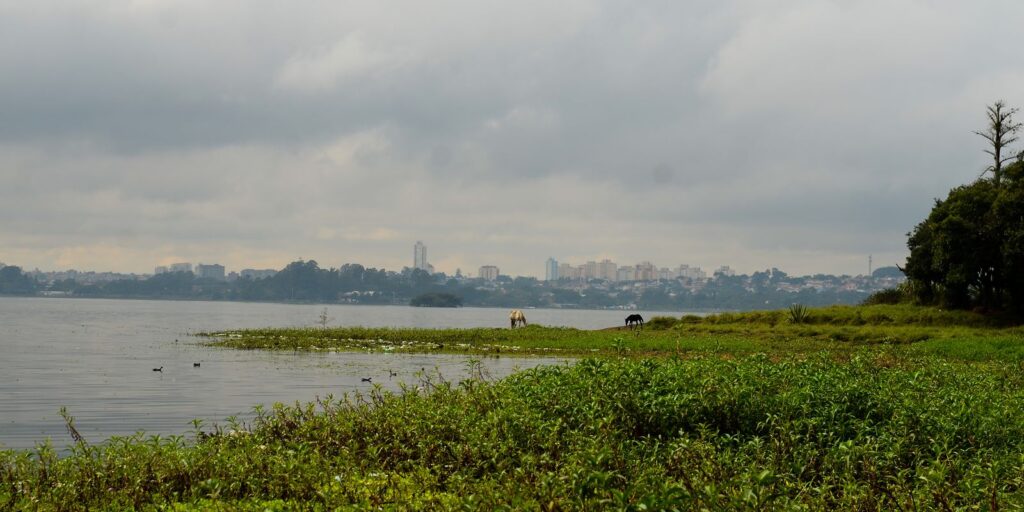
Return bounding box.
[0,261,875,311]
[0,265,37,295]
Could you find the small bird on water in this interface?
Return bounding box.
[361,377,372,383]
[193,363,201,367]
[152,366,163,372]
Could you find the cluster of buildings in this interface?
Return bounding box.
[25,268,145,285]
[410,241,738,283]
[545,257,735,283]
[415,241,502,281]
[153,262,277,282]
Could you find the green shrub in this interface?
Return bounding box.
[862,287,906,306]
[646,316,679,330]
[679,314,703,324]
[5,356,1024,510]
[788,304,810,324]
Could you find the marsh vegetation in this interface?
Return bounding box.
[3,305,1024,509]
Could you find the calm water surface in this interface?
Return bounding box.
[0,297,684,451]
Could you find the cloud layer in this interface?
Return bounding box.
[2,0,1022,276]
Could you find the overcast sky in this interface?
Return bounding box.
[2,1,1023,278]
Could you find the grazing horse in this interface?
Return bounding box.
[625,314,644,330]
[509,309,527,329]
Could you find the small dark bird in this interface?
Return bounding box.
[193,363,201,367]
[361,377,372,383]
[389,369,398,378]
[153,366,163,372]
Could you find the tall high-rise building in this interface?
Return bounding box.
[635,261,656,281]
[617,266,635,282]
[597,259,618,281]
[413,241,428,271]
[545,258,559,281]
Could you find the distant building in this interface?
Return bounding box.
[195,263,226,281]
[617,266,635,282]
[557,263,575,280]
[478,265,500,281]
[715,265,736,277]
[168,262,193,274]
[240,269,278,280]
[227,271,239,282]
[597,259,618,281]
[154,266,168,275]
[413,241,429,271]
[545,258,559,281]
[635,261,656,281]
[678,265,707,280]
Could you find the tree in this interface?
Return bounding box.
[904,152,1024,313]
[409,292,462,307]
[0,266,37,295]
[974,100,1022,186]
[904,181,1001,309]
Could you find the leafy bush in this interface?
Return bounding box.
[861,287,904,306]
[679,314,704,324]
[645,316,679,330]
[5,356,1024,509]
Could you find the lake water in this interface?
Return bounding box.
[0,297,684,451]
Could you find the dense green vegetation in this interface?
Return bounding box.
[0,265,37,295]
[904,102,1024,315]
[4,350,1024,509]
[5,304,1024,509]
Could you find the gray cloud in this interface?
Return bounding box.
[1,1,1023,276]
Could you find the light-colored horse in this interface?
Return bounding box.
[509,309,527,329]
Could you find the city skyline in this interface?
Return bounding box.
[2,3,1019,278]
[7,243,888,282]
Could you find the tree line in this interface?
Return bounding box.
[0,259,874,311]
[903,101,1024,315]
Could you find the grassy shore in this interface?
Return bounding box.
[202,304,1024,361]
[4,305,1024,510]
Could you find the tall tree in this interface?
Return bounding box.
[974,100,1022,186]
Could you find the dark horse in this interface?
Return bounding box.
[625,314,644,330]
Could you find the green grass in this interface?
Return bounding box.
[5,304,1024,509]
[3,355,1024,510]
[200,305,1024,361]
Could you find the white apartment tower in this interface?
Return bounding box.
[545,258,559,281]
[597,259,618,281]
[413,241,428,271]
[478,265,500,281]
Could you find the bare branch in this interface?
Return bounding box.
[975,101,1022,186]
